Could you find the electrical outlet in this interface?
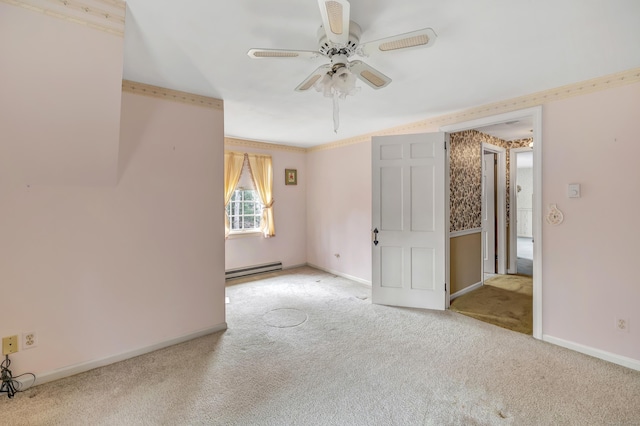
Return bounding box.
[22,332,38,350]
[615,318,629,333]
[2,335,19,355]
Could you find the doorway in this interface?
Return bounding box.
[510,148,534,276]
[481,143,507,280]
[442,107,542,338]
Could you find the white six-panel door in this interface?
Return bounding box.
[371,132,447,310]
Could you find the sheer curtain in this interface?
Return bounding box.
[224,151,245,238]
[247,153,275,237]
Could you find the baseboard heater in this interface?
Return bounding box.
[225,262,282,280]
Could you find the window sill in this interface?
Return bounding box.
[226,231,263,240]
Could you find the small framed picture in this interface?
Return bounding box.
[285,169,297,185]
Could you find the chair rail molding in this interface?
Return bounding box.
[450,228,482,238]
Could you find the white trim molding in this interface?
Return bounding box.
[449,228,482,238]
[225,137,307,154]
[450,281,483,301]
[1,0,126,37]
[307,263,372,286]
[122,80,224,110]
[308,67,640,153]
[18,323,227,388]
[543,335,640,372]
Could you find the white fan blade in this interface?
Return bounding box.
[248,48,320,59]
[359,28,437,56]
[317,0,350,46]
[349,60,391,90]
[295,64,332,91]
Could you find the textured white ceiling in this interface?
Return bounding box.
[123,0,640,148]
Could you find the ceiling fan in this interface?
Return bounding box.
[247,0,437,131]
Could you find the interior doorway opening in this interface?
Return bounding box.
[481,143,506,280]
[442,107,542,338]
[511,148,534,276]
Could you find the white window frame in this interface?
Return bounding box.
[226,187,264,237]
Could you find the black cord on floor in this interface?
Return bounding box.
[1,355,36,399]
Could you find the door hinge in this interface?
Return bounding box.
[445,282,447,291]
[444,141,447,150]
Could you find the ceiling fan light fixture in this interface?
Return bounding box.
[379,34,429,51]
[314,73,334,97]
[331,66,357,98]
[324,1,344,35]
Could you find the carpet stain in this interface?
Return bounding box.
[263,308,308,328]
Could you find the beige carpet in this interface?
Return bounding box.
[2,267,639,425]
[450,275,533,334]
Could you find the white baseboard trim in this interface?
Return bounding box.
[450,281,482,300]
[543,334,640,371]
[20,323,228,388]
[307,263,372,286]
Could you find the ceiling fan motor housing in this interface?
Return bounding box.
[318,21,361,58]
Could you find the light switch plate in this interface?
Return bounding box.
[568,183,581,198]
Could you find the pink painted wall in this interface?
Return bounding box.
[0,3,123,186]
[0,91,225,377]
[306,143,372,282]
[542,82,640,360]
[225,147,307,270]
[0,4,225,377]
[305,82,640,362]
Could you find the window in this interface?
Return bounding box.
[224,151,275,238]
[226,188,264,233]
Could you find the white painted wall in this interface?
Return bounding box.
[306,143,372,282]
[0,5,225,378]
[542,82,640,361]
[225,146,307,270]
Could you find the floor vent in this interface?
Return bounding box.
[226,262,282,280]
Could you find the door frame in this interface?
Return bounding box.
[481,143,507,277]
[441,106,543,339]
[509,146,534,273]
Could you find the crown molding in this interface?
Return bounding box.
[309,67,640,152]
[225,137,307,154]
[1,0,126,37]
[122,80,224,111]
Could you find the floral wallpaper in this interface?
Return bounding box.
[449,130,532,232]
